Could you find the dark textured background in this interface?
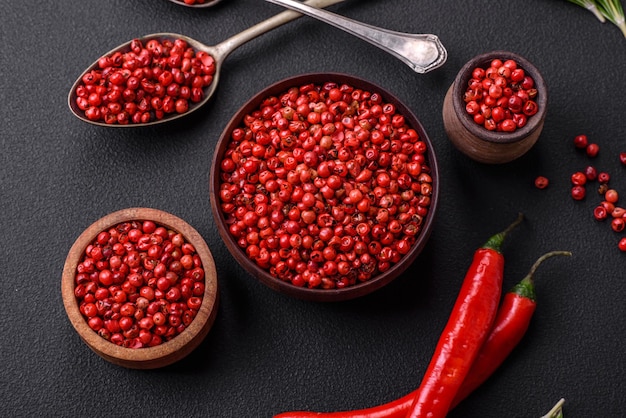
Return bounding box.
[1,0,625,416]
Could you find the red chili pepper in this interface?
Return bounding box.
[405,213,523,418]
[450,250,571,409]
[274,214,524,418]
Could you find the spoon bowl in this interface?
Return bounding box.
[68,0,346,128]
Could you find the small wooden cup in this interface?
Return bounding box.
[442,51,548,164]
[61,208,219,369]
[209,73,439,302]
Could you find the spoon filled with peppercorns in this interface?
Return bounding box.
[69,0,345,127]
[69,0,447,127]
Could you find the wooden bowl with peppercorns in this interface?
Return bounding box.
[61,207,219,369]
[209,73,439,302]
[442,51,548,164]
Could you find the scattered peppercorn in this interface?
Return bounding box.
[573,134,588,149]
[584,165,597,181]
[534,176,549,189]
[598,172,610,183]
[611,218,625,232]
[571,185,586,200]
[586,143,600,157]
[570,171,587,186]
[593,205,608,221]
[74,220,205,348]
[567,135,625,252]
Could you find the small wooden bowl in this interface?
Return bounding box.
[442,51,548,164]
[209,73,439,302]
[61,208,219,369]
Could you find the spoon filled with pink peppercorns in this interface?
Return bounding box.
[69,0,345,127]
[69,0,447,127]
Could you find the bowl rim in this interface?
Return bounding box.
[61,207,219,368]
[451,50,548,144]
[209,72,439,302]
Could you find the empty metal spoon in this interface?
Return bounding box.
[68,0,345,128]
[264,0,447,74]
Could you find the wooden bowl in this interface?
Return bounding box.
[61,208,219,369]
[209,73,439,302]
[442,51,548,164]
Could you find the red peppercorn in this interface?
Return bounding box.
[571,185,586,201]
[604,189,619,204]
[571,172,587,186]
[598,172,610,184]
[593,205,608,221]
[611,207,626,218]
[611,217,625,232]
[586,143,600,158]
[584,165,597,181]
[534,176,549,189]
[620,152,626,166]
[618,238,626,252]
[573,134,588,149]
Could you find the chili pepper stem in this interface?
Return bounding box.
[540,398,565,418]
[482,212,524,251]
[527,251,573,278]
[511,250,571,301]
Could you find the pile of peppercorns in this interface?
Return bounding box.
[463,58,539,133]
[217,81,434,289]
[535,134,626,252]
[74,220,206,348]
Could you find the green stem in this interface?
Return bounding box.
[540,398,565,418]
[482,213,524,252]
[595,0,626,37]
[510,251,572,301]
[588,2,608,21]
[567,0,606,21]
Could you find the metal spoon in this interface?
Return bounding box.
[265,0,447,74]
[68,0,345,128]
[167,0,223,8]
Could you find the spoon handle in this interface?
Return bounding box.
[213,0,346,60]
[264,0,447,74]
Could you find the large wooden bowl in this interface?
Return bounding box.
[443,51,548,164]
[209,73,439,302]
[61,208,219,369]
